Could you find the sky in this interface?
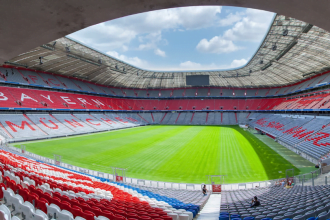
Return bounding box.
[68,6,275,71]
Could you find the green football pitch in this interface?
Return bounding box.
[14,125,315,184]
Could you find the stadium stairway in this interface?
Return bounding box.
[197,194,221,220]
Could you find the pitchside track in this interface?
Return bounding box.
[14,125,315,184]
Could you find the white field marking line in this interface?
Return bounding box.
[13,125,150,145]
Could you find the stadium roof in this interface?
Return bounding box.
[6,14,330,89]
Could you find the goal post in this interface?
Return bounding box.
[20,145,26,154]
[53,154,62,166]
[206,175,226,193]
[111,167,127,182]
[286,168,294,185]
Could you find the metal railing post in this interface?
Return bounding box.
[325,176,328,185]
[311,172,314,187]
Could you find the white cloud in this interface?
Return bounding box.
[218,12,244,26]
[154,48,166,57]
[106,51,149,68]
[230,58,248,68]
[180,61,202,69]
[69,23,136,51]
[195,8,273,54]
[223,8,274,42]
[69,6,222,52]
[196,36,241,54]
[178,58,247,71]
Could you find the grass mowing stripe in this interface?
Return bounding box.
[14,125,314,184]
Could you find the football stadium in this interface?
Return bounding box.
[1,1,330,220]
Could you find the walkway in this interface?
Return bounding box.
[197,194,221,220]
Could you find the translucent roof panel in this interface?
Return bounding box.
[7,15,330,89]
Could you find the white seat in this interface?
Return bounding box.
[182,212,193,220]
[2,188,13,207]
[21,181,29,189]
[0,210,9,220]
[21,201,35,220]
[36,210,48,218]
[178,214,189,220]
[94,217,110,220]
[168,213,179,220]
[11,194,23,215]
[57,211,74,220]
[32,210,48,220]
[45,188,53,196]
[61,210,74,218]
[46,203,60,219]
[75,217,86,220]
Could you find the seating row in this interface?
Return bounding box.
[248,114,330,160]
[2,66,330,98]
[0,112,251,142]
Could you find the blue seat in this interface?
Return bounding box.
[231,214,241,218]
[243,217,255,220]
[219,216,229,220]
[261,218,272,220]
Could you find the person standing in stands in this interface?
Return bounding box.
[202,185,207,196]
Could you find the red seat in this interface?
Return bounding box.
[27,192,39,205]
[83,211,95,220]
[19,188,29,201]
[60,201,71,211]
[72,209,84,218]
[138,216,152,220]
[90,207,102,217]
[149,214,160,218]
[114,214,126,220]
[115,209,126,216]
[126,213,139,219]
[36,198,47,213]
